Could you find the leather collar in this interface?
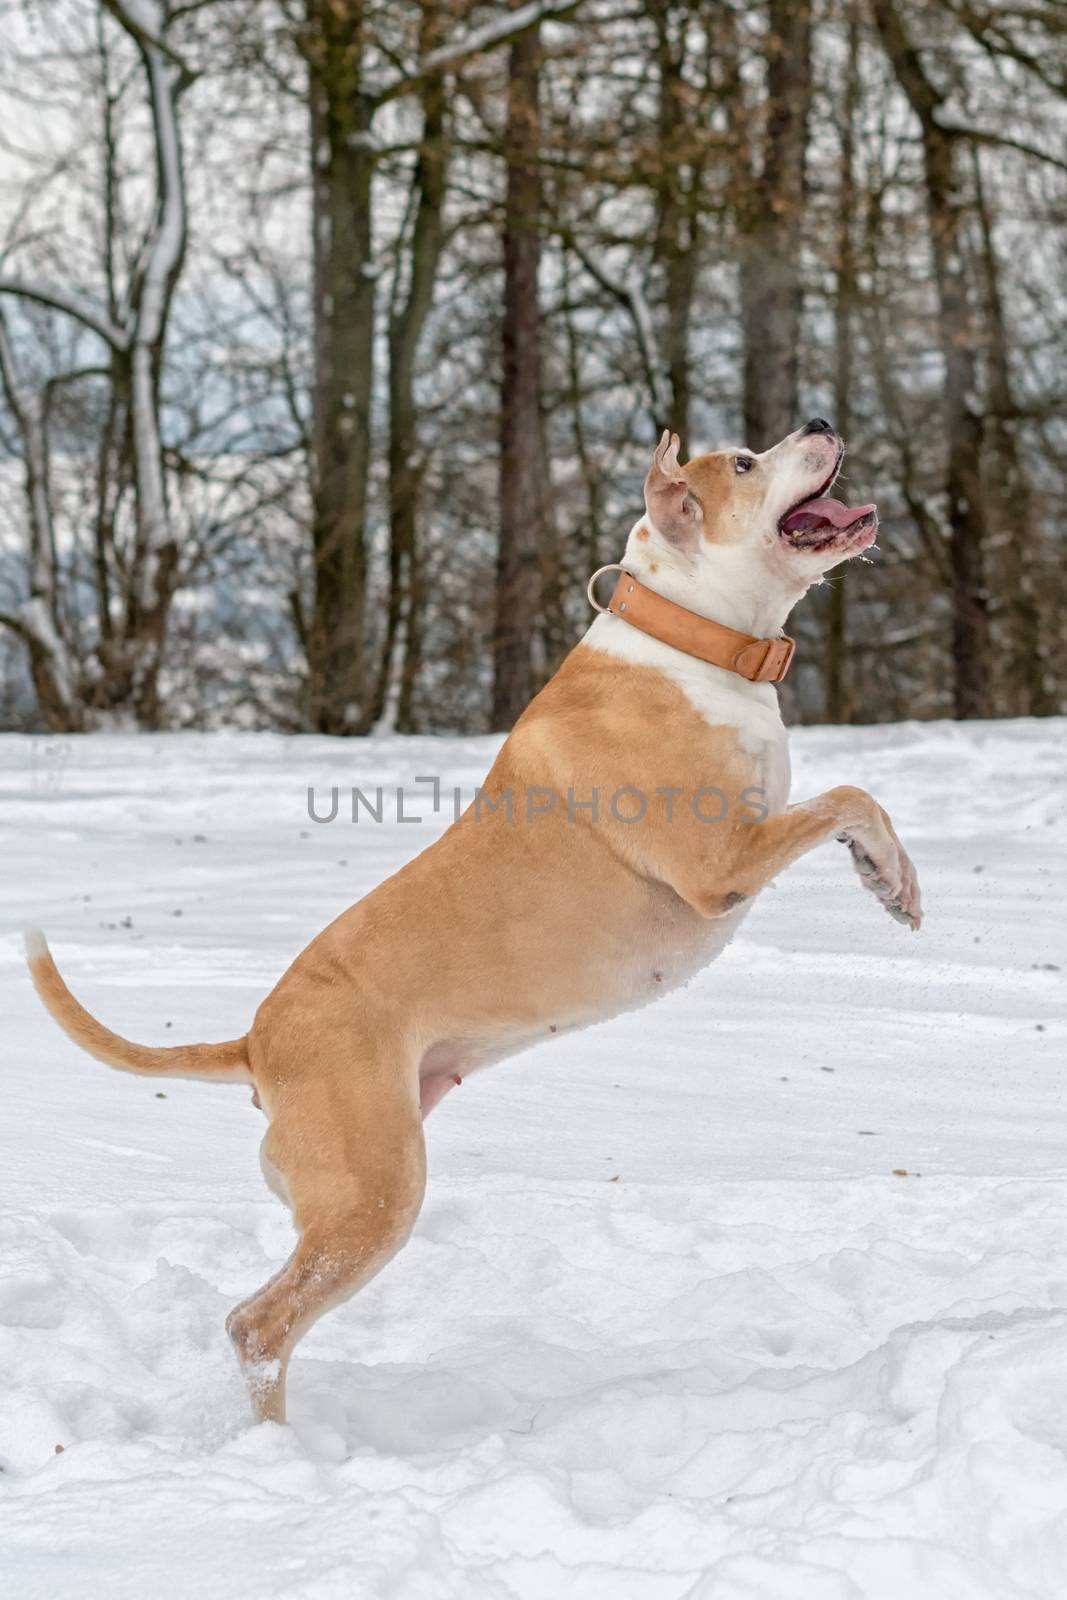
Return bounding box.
[587,565,796,684]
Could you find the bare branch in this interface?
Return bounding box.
[375,0,584,105]
[940,122,1067,176]
[0,278,129,351]
[102,0,198,87]
[569,240,671,431]
[0,611,31,643]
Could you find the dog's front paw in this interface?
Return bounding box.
[837,831,922,931]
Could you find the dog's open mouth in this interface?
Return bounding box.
[779,496,878,551]
[777,454,878,553]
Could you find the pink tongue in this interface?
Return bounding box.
[783,496,876,532]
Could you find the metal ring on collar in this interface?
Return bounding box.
[586,564,629,614]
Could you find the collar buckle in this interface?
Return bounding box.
[752,635,796,683]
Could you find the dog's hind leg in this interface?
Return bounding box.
[226,1055,426,1425]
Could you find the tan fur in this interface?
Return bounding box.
[25,943,250,1082]
[25,426,920,1425]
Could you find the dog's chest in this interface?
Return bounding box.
[588,611,790,787]
[586,612,792,812]
[582,617,792,1000]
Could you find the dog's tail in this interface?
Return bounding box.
[23,929,251,1083]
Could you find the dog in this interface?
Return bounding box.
[25,419,921,1425]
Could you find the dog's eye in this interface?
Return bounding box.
[735,456,755,474]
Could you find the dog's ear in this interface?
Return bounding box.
[643,431,703,549]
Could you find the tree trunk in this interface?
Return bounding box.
[825,2,859,724]
[303,0,375,734]
[493,17,555,729]
[365,4,450,735]
[869,0,993,719]
[648,0,699,455]
[971,148,1053,717]
[561,248,604,571]
[740,0,812,449]
[114,9,188,727]
[0,312,83,730]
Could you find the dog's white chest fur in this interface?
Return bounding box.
[579,609,792,1007]
[585,612,792,815]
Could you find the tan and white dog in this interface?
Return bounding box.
[25,419,921,1425]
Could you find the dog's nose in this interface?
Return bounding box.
[802,417,835,436]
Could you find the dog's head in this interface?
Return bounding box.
[640,419,877,584]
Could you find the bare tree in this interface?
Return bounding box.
[295,0,581,734]
[825,0,860,723]
[869,0,993,718]
[373,1,452,733]
[0,0,191,726]
[970,147,1054,718]
[298,0,375,734]
[739,0,813,449]
[644,0,715,456]
[0,309,82,728]
[492,14,558,728]
[1,0,1064,737]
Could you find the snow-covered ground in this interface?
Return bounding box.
[1,721,1065,1599]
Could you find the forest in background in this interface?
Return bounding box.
[0,0,1064,736]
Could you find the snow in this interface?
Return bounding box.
[1,719,1065,1598]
